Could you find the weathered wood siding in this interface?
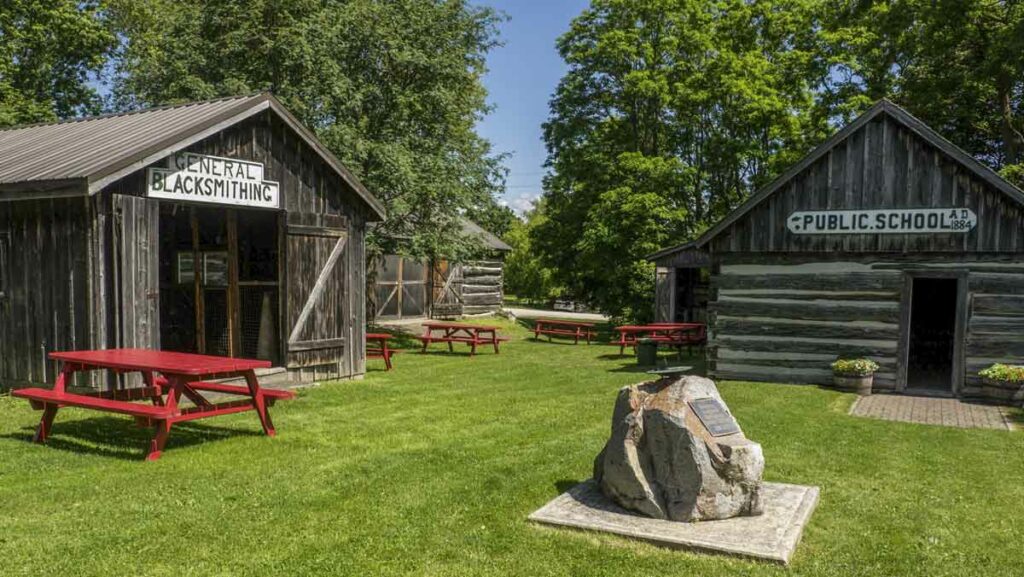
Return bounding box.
[0,197,96,388]
[708,257,1024,401]
[460,260,503,315]
[708,114,1024,255]
[709,261,903,390]
[100,109,372,383]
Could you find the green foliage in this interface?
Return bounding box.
[831,358,880,377]
[503,201,561,302]
[822,0,1024,167]
[0,0,115,126]
[538,0,828,321]
[979,363,1024,383]
[109,0,506,261]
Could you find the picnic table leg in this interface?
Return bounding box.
[32,366,73,443]
[574,328,580,345]
[146,419,171,461]
[493,334,500,354]
[383,340,393,371]
[244,370,276,437]
[33,404,59,443]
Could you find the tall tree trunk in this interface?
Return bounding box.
[998,72,1023,165]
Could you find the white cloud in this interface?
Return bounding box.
[507,193,540,215]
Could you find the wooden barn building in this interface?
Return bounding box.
[650,100,1024,401]
[372,218,511,321]
[0,93,386,389]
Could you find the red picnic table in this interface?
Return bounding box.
[532,318,597,344]
[416,322,508,356]
[612,323,706,355]
[366,333,398,370]
[11,349,294,461]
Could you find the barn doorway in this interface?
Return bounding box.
[906,277,959,393]
[158,204,280,362]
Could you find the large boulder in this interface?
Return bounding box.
[593,375,764,522]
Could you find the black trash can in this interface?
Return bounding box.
[636,339,658,366]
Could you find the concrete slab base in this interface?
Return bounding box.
[528,480,819,565]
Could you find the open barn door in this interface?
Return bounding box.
[285,217,349,377]
[112,195,161,350]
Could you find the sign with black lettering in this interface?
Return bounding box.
[147,152,280,209]
[688,398,741,437]
[787,208,976,235]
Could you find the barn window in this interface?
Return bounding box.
[0,232,9,299]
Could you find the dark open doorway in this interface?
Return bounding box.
[158,204,281,363]
[907,277,958,393]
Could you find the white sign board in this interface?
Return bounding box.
[787,208,977,235]
[147,152,280,209]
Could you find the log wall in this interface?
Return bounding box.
[459,259,504,315]
[707,257,1024,401]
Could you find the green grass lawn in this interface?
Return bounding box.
[1,319,1022,576]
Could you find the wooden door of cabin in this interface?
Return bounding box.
[112,195,161,350]
[285,217,349,372]
[431,259,463,318]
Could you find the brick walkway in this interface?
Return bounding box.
[850,394,1016,431]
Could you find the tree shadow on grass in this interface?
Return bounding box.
[2,416,263,461]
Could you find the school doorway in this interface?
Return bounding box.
[158,204,281,362]
[905,277,960,393]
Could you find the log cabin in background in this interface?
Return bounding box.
[0,93,386,390]
[650,100,1024,402]
[371,218,511,321]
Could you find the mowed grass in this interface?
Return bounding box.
[1,319,1022,576]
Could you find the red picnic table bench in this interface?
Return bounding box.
[532,318,597,344]
[416,322,509,356]
[11,349,294,461]
[366,332,398,370]
[612,323,706,356]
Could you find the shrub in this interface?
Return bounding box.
[831,358,879,377]
[979,364,1024,383]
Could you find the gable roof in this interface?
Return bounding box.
[648,99,1024,261]
[0,92,386,219]
[461,218,512,252]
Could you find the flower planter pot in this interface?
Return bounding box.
[833,374,873,396]
[981,377,1024,404]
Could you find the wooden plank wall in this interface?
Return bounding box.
[708,260,903,390]
[709,257,1024,402]
[708,115,1024,255]
[460,259,503,315]
[101,109,372,383]
[0,197,94,388]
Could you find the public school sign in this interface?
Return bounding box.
[147,152,280,209]
[787,208,977,235]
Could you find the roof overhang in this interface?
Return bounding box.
[0,94,387,220]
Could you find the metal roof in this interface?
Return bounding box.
[0,92,386,219]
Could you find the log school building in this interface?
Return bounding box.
[0,93,386,389]
[650,100,1024,401]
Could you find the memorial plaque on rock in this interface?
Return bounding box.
[688,397,741,437]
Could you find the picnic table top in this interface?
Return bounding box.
[49,348,272,376]
[534,318,597,327]
[422,322,501,331]
[366,332,393,340]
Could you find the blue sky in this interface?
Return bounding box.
[476,0,590,214]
